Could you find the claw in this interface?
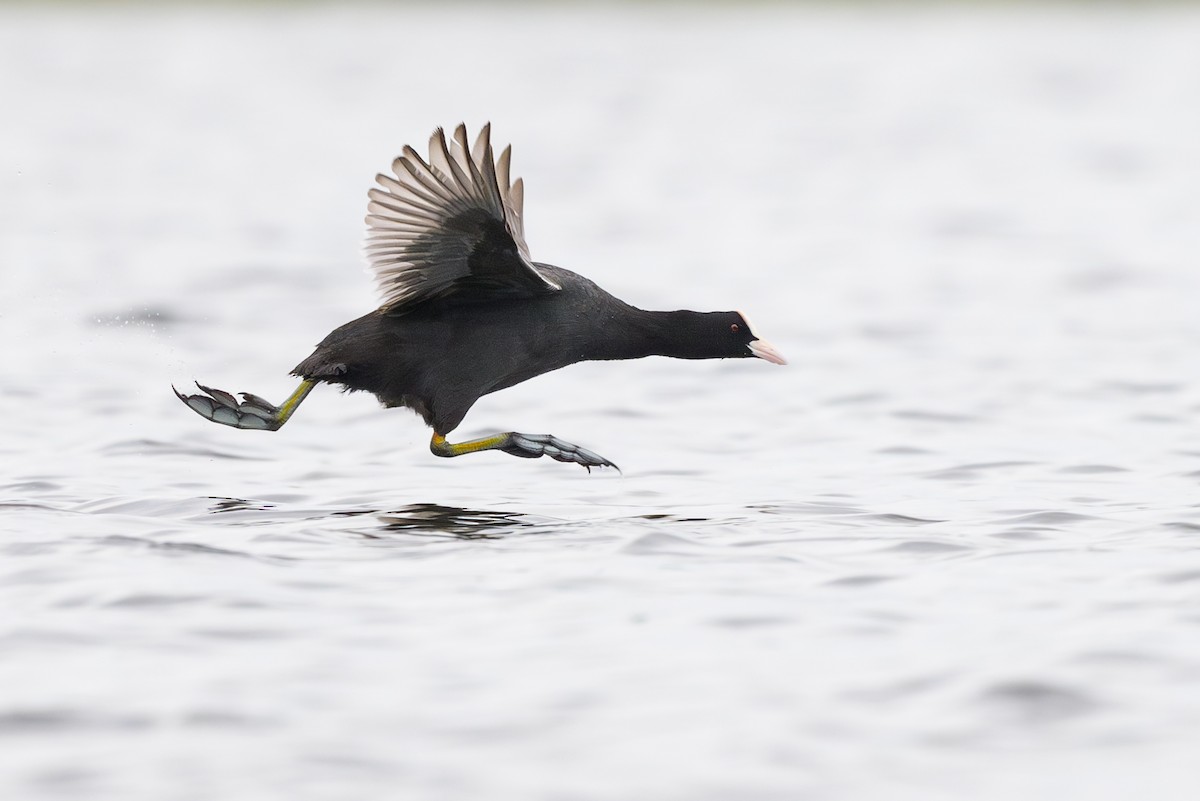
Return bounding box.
[194,382,239,409]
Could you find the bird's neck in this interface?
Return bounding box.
[590,308,722,361]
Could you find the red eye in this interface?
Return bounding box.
[730,324,739,333]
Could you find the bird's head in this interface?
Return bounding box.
[716,310,787,365]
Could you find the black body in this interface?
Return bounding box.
[291,264,757,434]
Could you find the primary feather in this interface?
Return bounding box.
[365,123,559,312]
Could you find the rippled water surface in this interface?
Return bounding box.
[4,5,1200,800]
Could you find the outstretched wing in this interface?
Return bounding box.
[365,123,560,312]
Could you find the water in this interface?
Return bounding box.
[3,4,1200,799]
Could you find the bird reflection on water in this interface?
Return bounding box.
[207,497,277,514]
[374,503,549,540]
[203,497,545,541]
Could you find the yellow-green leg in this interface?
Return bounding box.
[431,431,618,472]
[174,379,316,431]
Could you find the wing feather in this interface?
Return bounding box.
[365,124,558,311]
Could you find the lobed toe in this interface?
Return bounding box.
[174,382,283,431]
[185,396,216,419]
[212,406,241,427]
[237,414,274,430]
[509,433,618,471]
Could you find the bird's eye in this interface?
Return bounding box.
[730,324,739,333]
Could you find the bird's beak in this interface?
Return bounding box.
[748,339,787,365]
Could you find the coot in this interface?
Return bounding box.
[175,124,786,471]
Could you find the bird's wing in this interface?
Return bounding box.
[365,123,560,312]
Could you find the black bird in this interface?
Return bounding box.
[175,124,786,470]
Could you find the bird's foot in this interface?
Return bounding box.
[501,433,619,473]
[431,431,619,473]
[172,380,315,431]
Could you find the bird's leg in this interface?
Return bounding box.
[173,380,316,431]
[430,432,619,472]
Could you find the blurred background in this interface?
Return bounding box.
[2,2,1200,800]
